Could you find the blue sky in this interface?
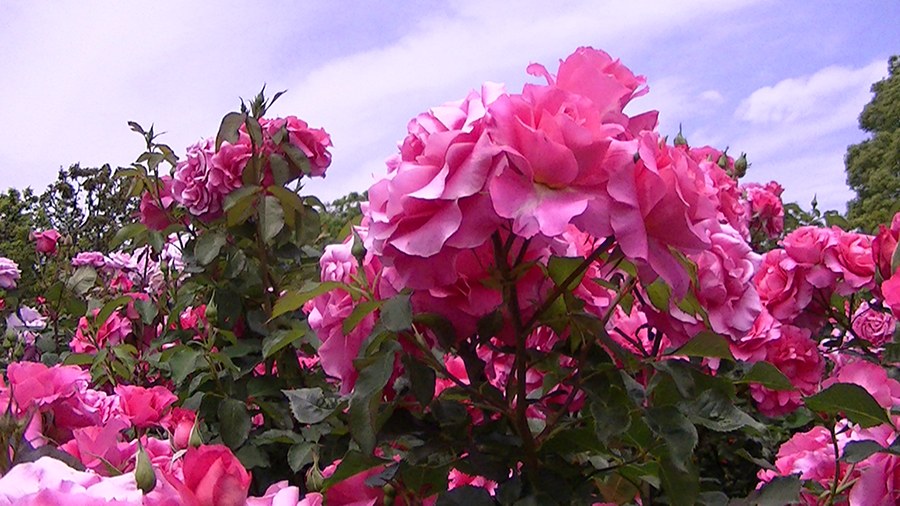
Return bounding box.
[0,1,897,213]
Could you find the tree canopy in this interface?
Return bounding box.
[846,55,900,232]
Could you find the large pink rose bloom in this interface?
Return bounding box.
[365,83,506,290]
[755,248,814,323]
[70,308,133,354]
[826,229,876,295]
[6,362,90,413]
[731,308,781,363]
[487,47,648,241]
[173,444,252,506]
[688,146,749,239]
[172,137,250,221]
[139,175,179,231]
[0,456,142,505]
[263,116,333,177]
[742,181,785,240]
[692,225,761,340]
[852,302,896,348]
[750,324,824,417]
[824,360,900,410]
[113,385,178,429]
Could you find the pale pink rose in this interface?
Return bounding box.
[140,175,179,231]
[852,302,896,348]
[161,407,197,450]
[607,303,670,358]
[177,444,252,506]
[31,229,60,255]
[0,257,20,289]
[750,324,824,417]
[742,181,785,240]
[824,360,900,410]
[299,493,325,506]
[59,418,136,475]
[0,456,143,505]
[245,480,303,506]
[113,385,178,429]
[755,249,814,322]
[731,308,781,362]
[692,225,761,341]
[71,251,107,267]
[320,236,357,283]
[848,452,900,506]
[263,116,333,178]
[6,306,46,346]
[71,308,133,354]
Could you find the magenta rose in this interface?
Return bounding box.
[263,116,333,178]
[0,257,19,289]
[782,226,839,289]
[730,308,781,363]
[320,236,357,283]
[873,212,900,282]
[172,137,249,221]
[31,229,61,255]
[826,228,876,295]
[139,175,180,231]
[742,181,785,240]
[824,360,900,410]
[71,308,133,354]
[689,146,749,239]
[113,384,178,429]
[161,407,198,450]
[750,324,824,417]
[755,248,814,322]
[852,302,896,348]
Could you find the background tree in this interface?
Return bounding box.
[319,190,366,244]
[846,55,900,232]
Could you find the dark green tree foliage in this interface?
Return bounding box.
[39,164,138,253]
[320,190,367,244]
[846,56,900,232]
[0,188,48,302]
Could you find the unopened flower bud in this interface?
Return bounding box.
[306,459,326,492]
[134,443,157,494]
[717,149,729,170]
[674,124,688,146]
[204,301,217,325]
[188,416,203,448]
[734,152,748,178]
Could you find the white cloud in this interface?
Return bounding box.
[735,61,886,125]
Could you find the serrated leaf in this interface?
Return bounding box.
[288,442,315,472]
[283,388,335,424]
[803,383,893,427]
[271,282,344,319]
[281,141,312,176]
[547,255,586,290]
[342,300,385,335]
[659,457,699,506]
[261,195,285,243]
[269,153,294,187]
[262,326,307,359]
[646,406,697,472]
[218,398,252,449]
[267,184,304,229]
[841,440,886,463]
[216,112,246,150]
[380,293,412,333]
[167,348,203,385]
[66,266,97,296]
[739,361,794,390]
[754,475,801,506]
[194,232,226,266]
[669,331,734,360]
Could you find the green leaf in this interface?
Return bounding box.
[686,389,765,432]
[841,439,887,463]
[261,195,285,243]
[646,279,672,312]
[62,353,95,366]
[646,406,697,472]
[412,313,458,349]
[224,186,262,227]
[288,442,315,472]
[402,355,436,405]
[739,361,794,391]
[218,398,252,449]
[66,266,97,296]
[669,331,734,361]
[591,401,631,444]
[342,300,386,335]
[133,299,158,326]
[194,232,227,266]
[216,112,246,150]
[754,475,801,506]
[244,116,263,147]
[271,282,345,319]
[268,153,293,187]
[803,383,893,427]
[281,140,312,176]
[658,457,699,506]
[262,326,308,359]
[348,349,396,453]
[547,255,586,290]
[267,185,305,229]
[167,348,203,385]
[283,388,336,424]
[111,223,146,250]
[95,296,133,330]
[476,309,504,340]
[380,293,412,333]
[322,450,388,489]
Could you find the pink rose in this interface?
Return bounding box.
[882,271,900,320]
[731,308,781,362]
[742,181,785,240]
[0,456,143,505]
[59,418,135,474]
[245,481,306,506]
[161,407,197,450]
[140,175,180,231]
[322,459,385,506]
[872,212,900,282]
[824,360,900,410]
[263,116,333,178]
[72,251,107,267]
[782,226,839,289]
[755,249,814,322]
[848,451,900,506]
[827,229,876,295]
[320,236,358,283]
[691,225,761,341]
[758,425,852,503]
[6,362,90,413]
[70,308,133,354]
[31,229,61,255]
[172,137,248,221]
[448,469,498,495]
[690,147,749,239]
[0,257,20,289]
[852,302,896,348]
[178,444,252,506]
[750,324,824,417]
[113,385,178,429]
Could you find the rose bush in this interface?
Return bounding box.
[1,47,899,506]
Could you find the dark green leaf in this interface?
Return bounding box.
[271,282,344,319]
[342,300,386,335]
[133,299,158,326]
[739,361,794,391]
[380,293,412,333]
[95,296,134,330]
[283,388,336,424]
[686,389,765,432]
[261,195,285,243]
[235,444,270,469]
[841,440,887,463]
[646,279,672,312]
[322,450,388,489]
[262,326,308,359]
[402,355,436,405]
[218,398,252,449]
[111,223,146,250]
[476,310,504,340]
[288,442,315,472]
[62,353,95,366]
[754,475,801,506]
[412,313,458,349]
[547,255,586,290]
[658,457,699,506]
[281,141,312,176]
[669,331,734,361]
[435,486,495,506]
[194,232,227,266]
[216,112,246,150]
[168,348,203,385]
[269,153,293,187]
[244,116,263,147]
[67,266,97,296]
[646,406,697,472]
[803,383,892,427]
